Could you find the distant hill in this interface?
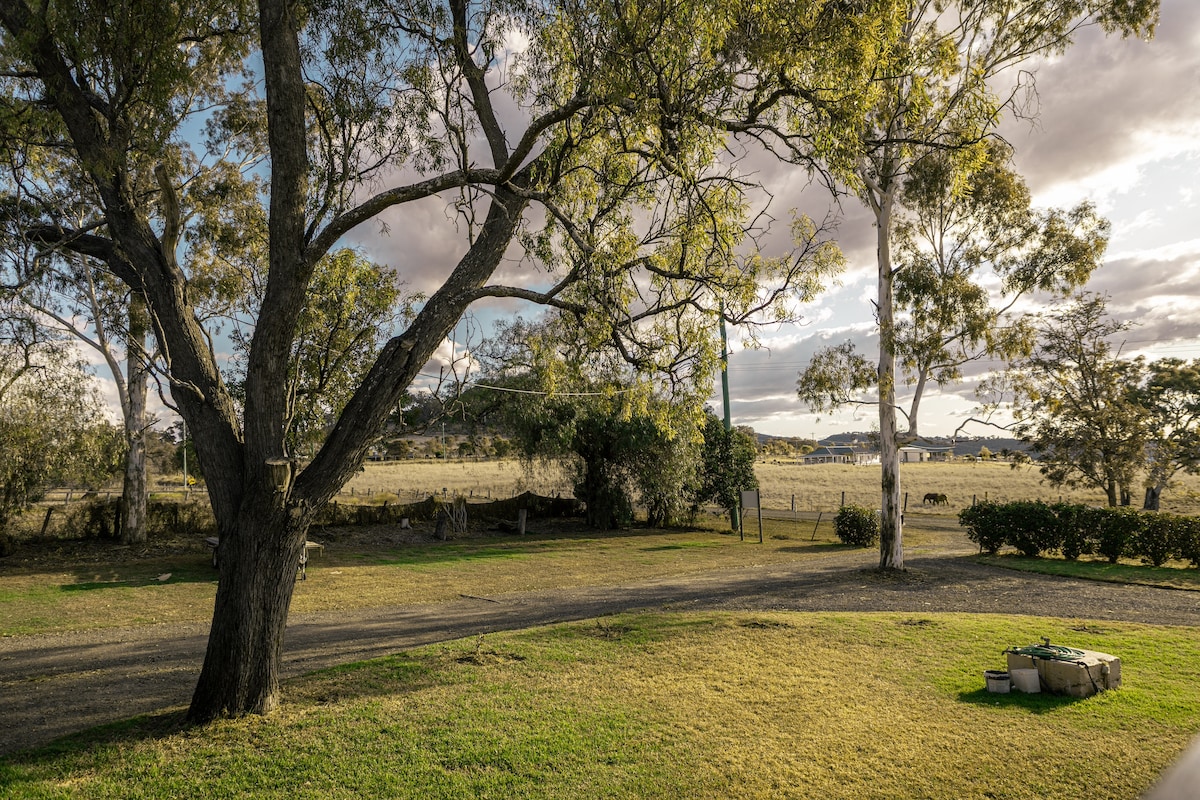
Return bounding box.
[756,430,1032,458]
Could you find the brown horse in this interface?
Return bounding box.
[923,492,949,505]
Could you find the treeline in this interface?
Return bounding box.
[958,501,1200,568]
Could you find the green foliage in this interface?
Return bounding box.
[1133,513,1186,568]
[693,411,758,514]
[1001,501,1061,558]
[1093,506,1144,563]
[468,316,706,530]
[1009,294,1146,507]
[1135,357,1200,509]
[834,504,879,547]
[0,343,122,531]
[957,502,1006,555]
[1178,517,1200,568]
[222,248,404,454]
[956,500,1200,567]
[1050,503,1093,561]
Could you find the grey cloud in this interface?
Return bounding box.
[1005,0,1200,193]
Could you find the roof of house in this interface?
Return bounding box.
[805,446,859,458]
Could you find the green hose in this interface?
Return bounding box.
[1006,642,1087,662]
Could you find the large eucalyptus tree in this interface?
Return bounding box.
[0,0,893,721]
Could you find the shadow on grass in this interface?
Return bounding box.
[776,542,858,554]
[58,565,216,592]
[639,541,721,552]
[345,525,742,567]
[0,710,191,770]
[358,545,536,567]
[958,687,1084,713]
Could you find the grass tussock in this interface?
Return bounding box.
[3,611,1197,799]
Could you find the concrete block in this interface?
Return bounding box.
[1005,648,1120,698]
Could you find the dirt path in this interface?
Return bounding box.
[3,545,1198,756]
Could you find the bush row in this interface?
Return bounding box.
[957,501,1200,567]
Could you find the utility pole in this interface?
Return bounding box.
[720,304,740,533]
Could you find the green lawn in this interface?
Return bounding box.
[2,612,1196,798]
[978,553,1200,591]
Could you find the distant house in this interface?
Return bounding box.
[899,444,954,463]
[800,446,880,466]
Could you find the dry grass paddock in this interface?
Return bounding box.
[344,458,1200,516]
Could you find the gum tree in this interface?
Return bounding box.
[804,0,1158,569]
[1009,294,1146,507]
[797,140,1109,511]
[0,0,892,721]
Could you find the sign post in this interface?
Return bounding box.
[739,489,763,544]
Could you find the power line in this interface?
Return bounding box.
[415,372,634,398]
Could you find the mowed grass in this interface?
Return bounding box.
[978,553,1200,591]
[1,516,905,636]
[3,612,1197,799]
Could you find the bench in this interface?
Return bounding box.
[204,537,324,580]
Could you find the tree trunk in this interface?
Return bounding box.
[876,190,904,570]
[120,294,149,545]
[1105,479,1118,507]
[188,500,309,722]
[1143,485,1162,511]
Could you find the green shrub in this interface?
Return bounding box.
[1094,507,1144,563]
[1134,513,1185,567]
[834,504,879,547]
[62,498,119,540]
[1051,503,1092,560]
[146,499,215,537]
[958,502,1005,554]
[1178,516,1200,568]
[1002,501,1060,557]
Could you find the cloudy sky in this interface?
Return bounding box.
[340,0,1200,443]
[92,2,1197,441]
[709,0,1200,441]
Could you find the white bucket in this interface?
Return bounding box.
[984,670,1011,693]
[1011,668,1041,693]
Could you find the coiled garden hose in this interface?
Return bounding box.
[1005,638,1087,662]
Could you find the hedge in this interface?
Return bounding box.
[957,500,1200,567]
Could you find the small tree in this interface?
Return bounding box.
[1135,358,1200,510]
[1009,294,1147,506]
[693,411,758,522]
[0,339,120,531]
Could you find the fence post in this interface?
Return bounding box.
[840,491,845,508]
[791,494,795,512]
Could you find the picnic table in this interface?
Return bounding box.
[204,537,325,579]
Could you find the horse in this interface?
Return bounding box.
[923,492,949,505]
